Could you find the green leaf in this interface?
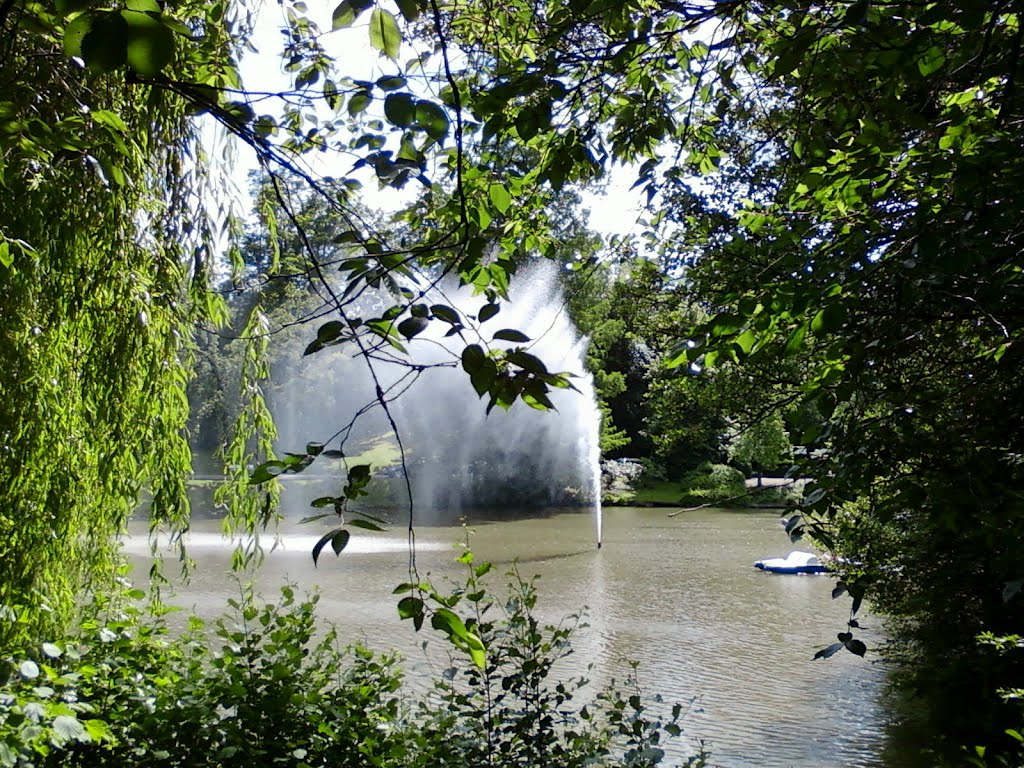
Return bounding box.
[332,0,373,29]
[395,0,420,21]
[368,7,401,60]
[488,183,511,214]
[376,75,406,91]
[249,460,286,485]
[348,91,371,116]
[397,596,424,620]
[125,0,160,12]
[465,631,486,669]
[55,0,99,14]
[349,464,371,481]
[415,100,449,140]
[735,329,756,355]
[783,322,808,356]
[917,46,945,77]
[63,10,99,56]
[492,328,530,343]
[383,93,416,127]
[83,719,112,743]
[430,607,469,639]
[317,320,346,342]
[323,79,341,110]
[709,313,743,337]
[811,303,847,336]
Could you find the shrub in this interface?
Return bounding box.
[1,559,706,768]
[0,582,405,768]
[678,463,746,505]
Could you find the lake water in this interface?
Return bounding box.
[123,506,922,768]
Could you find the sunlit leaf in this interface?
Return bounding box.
[397,596,424,620]
[332,0,372,29]
[122,10,175,75]
[488,183,511,214]
[368,7,401,60]
[415,100,449,140]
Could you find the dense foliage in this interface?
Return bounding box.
[0,563,699,768]
[0,0,246,649]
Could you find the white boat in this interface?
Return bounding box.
[754,550,828,575]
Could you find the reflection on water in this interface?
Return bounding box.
[124,507,920,768]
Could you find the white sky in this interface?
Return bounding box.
[229,0,647,239]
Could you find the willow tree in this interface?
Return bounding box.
[0,0,245,650]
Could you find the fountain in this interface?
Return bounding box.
[269,260,604,543]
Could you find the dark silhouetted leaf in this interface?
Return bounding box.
[416,100,449,140]
[430,304,460,324]
[330,529,350,555]
[492,328,530,343]
[312,529,340,566]
[811,303,847,336]
[814,642,844,660]
[461,343,485,374]
[348,519,386,531]
[398,316,428,339]
[478,302,499,322]
[383,92,415,127]
[845,638,867,657]
[376,75,406,91]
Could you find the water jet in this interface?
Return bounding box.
[270,260,604,540]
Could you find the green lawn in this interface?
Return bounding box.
[605,480,683,506]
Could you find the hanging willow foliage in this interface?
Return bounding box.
[0,0,248,651]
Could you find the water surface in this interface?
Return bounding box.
[125,507,912,768]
